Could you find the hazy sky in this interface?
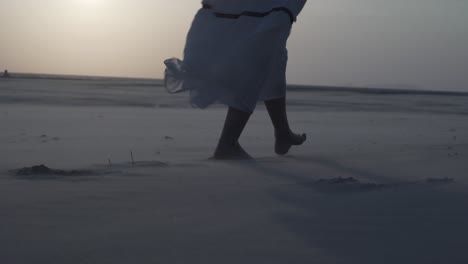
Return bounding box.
[1,0,467,91]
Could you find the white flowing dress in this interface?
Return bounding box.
[164,0,307,112]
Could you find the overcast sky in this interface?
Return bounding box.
[1,0,467,91]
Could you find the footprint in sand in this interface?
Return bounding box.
[39,134,61,143]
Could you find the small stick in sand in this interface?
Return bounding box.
[130,151,135,165]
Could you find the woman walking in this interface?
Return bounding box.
[165,0,307,159]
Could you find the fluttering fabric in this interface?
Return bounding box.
[201,0,307,20]
[164,0,307,112]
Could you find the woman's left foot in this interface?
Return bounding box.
[212,142,253,160]
[275,131,307,155]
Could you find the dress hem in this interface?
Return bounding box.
[202,5,296,24]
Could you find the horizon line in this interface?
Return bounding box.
[3,71,468,96]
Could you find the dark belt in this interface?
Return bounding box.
[202,3,295,24]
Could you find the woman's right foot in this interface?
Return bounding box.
[275,131,307,156]
[213,142,253,160]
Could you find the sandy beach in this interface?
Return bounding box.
[1,76,468,263]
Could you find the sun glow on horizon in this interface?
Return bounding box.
[69,0,110,17]
[72,0,108,8]
[1,0,467,90]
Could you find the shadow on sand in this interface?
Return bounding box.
[233,155,467,264]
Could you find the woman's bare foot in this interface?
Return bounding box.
[213,142,253,160]
[275,131,307,155]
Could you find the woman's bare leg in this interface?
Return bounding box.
[264,97,306,155]
[213,107,253,160]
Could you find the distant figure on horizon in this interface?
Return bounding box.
[164,0,308,159]
[2,70,10,78]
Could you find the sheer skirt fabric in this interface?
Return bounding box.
[165,8,293,112]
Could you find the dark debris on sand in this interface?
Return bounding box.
[313,177,391,193]
[310,176,455,194]
[11,165,94,177]
[426,177,455,184]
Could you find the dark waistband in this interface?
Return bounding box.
[202,4,295,24]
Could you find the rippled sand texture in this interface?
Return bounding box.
[1,76,468,264]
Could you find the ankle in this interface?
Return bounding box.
[275,128,292,138]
